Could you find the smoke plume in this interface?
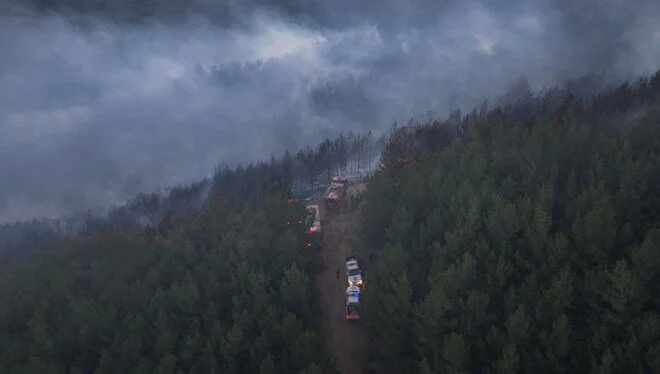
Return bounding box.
[0,0,658,222]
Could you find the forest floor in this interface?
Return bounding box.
[314,182,369,374]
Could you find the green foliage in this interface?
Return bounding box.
[2,65,660,374]
[361,70,660,373]
[0,189,333,373]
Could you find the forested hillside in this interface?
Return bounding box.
[0,183,335,373]
[2,69,660,374]
[360,70,660,373]
[0,130,385,253]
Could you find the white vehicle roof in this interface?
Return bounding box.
[348,274,362,285]
[347,295,359,304]
[346,285,360,294]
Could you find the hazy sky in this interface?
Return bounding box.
[0,0,659,223]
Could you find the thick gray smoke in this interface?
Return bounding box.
[0,0,659,223]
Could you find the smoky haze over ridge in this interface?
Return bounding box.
[0,1,659,223]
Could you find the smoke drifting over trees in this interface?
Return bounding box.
[1,0,659,222]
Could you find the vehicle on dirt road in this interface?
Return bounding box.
[331,176,348,184]
[345,285,361,320]
[345,256,363,287]
[304,205,324,250]
[323,176,348,210]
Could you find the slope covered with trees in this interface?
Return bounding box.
[2,67,660,374]
[0,130,385,254]
[360,70,660,373]
[0,184,335,373]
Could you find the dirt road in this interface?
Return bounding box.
[316,183,368,374]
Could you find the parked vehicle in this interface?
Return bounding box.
[345,285,361,320]
[345,256,363,287]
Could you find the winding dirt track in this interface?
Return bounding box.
[315,183,368,374]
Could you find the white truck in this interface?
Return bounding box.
[345,285,361,320]
[345,256,363,287]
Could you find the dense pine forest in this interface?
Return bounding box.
[0,184,336,373]
[1,70,660,373]
[361,70,660,373]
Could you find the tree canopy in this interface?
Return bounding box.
[360,70,660,373]
[0,185,336,373]
[1,70,660,373]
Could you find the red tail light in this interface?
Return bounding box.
[345,314,349,320]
